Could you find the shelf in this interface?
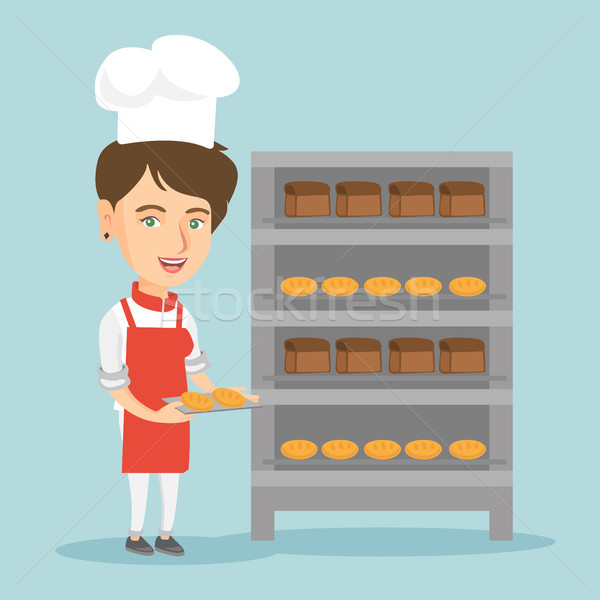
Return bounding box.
[265,291,507,308]
[257,291,508,314]
[251,310,513,327]
[250,389,513,405]
[264,374,506,383]
[252,229,512,246]
[263,458,506,470]
[269,291,506,301]
[263,217,507,229]
[252,151,513,169]
[251,469,513,487]
[251,152,513,540]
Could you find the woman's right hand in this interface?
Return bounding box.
[153,402,195,423]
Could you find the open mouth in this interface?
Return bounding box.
[158,257,187,274]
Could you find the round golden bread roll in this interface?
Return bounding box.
[281,276,318,297]
[363,277,402,297]
[180,392,214,412]
[321,276,359,297]
[404,277,442,297]
[280,440,318,460]
[405,440,442,460]
[364,440,401,460]
[212,387,245,408]
[321,439,359,460]
[449,277,486,297]
[449,440,486,460]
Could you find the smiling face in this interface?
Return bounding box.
[97,166,212,287]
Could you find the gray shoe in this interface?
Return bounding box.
[154,536,185,556]
[126,536,154,556]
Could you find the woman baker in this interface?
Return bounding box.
[95,36,257,557]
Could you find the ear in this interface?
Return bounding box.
[97,199,115,241]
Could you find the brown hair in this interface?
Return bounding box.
[95,141,238,232]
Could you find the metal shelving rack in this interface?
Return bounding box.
[251,152,513,540]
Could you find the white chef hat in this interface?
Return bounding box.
[95,35,239,148]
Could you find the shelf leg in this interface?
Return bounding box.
[251,489,274,541]
[489,489,513,541]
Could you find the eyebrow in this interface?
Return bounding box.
[135,204,166,213]
[185,207,210,215]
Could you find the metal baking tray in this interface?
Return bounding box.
[162,394,262,415]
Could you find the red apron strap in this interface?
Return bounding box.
[120,298,136,328]
[176,302,183,328]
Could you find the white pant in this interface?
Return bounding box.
[119,410,180,537]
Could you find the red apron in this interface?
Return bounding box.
[120,298,193,473]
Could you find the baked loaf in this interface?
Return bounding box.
[389,181,435,217]
[284,338,331,373]
[335,338,382,373]
[404,276,442,297]
[321,276,359,297]
[449,440,486,460]
[335,181,382,217]
[405,440,442,460]
[212,387,245,408]
[439,181,485,217]
[439,338,485,373]
[363,276,402,297]
[280,276,318,297]
[180,392,214,412]
[448,276,486,297]
[321,440,359,460]
[280,440,318,460]
[388,338,435,373]
[364,440,402,460]
[284,181,330,217]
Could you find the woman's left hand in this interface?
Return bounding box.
[228,386,260,402]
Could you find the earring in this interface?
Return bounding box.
[104,233,110,239]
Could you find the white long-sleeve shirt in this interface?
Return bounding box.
[98,287,209,411]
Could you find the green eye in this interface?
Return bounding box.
[189,219,204,230]
[141,217,160,228]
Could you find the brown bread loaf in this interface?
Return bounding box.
[335,182,382,217]
[388,338,435,373]
[439,181,485,217]
[439,338,485,373]
[284,182,330,217]
[389,182,435,217]
[284,338,331,373]
[335,338,382,373]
